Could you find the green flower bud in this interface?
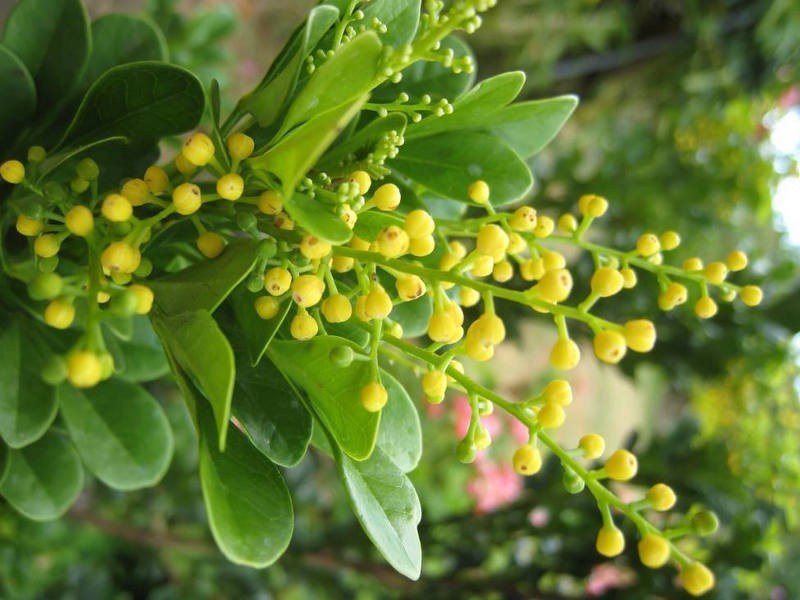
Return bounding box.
[691,510,719,536]
[562,468,585,494]
[28,272,63,301]
[456,439,477,464]
[329,345,355,368]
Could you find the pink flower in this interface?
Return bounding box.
[466,462,523,513]
[453,395,472,438]
[528,507,550,527]
[586,563,636,596]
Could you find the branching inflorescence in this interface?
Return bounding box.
[0,0,763,594]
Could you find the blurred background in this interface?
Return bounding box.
[1,1,798,598]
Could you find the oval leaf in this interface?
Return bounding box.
[104,316,170,383]
[58,379,173,490]
[390,131,533,207]
[197,399,293,568]
[281,31,382,133]
[284,193,353,244]
[405,70,526,139]
[485,95,579,158]
[149,238,261,315]
[0,45,36,141]
[362,0,421,47]
[0,321,58,449]
[2,0,90,112]
[62,61,204,146]
[376,371,422,473]
[232,355,312,468]
[241,5,339,127]
[0,431,83,521]
[336,446,422,579]
[80,14,168,90]
[268,336,380,461]
[152,309,234,451]
[229,283,292,366]
[249,96,368,197]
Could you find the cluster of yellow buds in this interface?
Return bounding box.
[3,121,760,596]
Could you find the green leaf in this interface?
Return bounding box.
[152,309,234,451]
[353,210,405,242]
[405,71,526,139]
[376,371,421,473]
[281,31,383,133]
[58,379,173,490]
[372,35,474,103]
[0,431,83,521]
[484,95,578,158]
[37,135,128,179]
[2,0,90,113]
[80,14,168,90]
[240,5,339,128]
[249,96,368,197]
[149,238,261,315]
[233,356,312,468]
[0,321,58,449]
[268,336,380,461]
[390,294,432,339]
[61,61,204,146]
[362,0,420,47]
[336,446,422,579]
[390,131,533,207]
[0,45,36,142]
[104,316,169,383]
[283,193,353,244]
[197,395,293,568]
[318,113,407,172]
[229,284,292,366]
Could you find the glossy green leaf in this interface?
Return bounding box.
[372,35,474,103]
[405,71,526,139]
[281,31,382,133]
[149,238,261,315]
[197,396,293,568]
[353,210,405,242]
[336,446,422,579]
[81,14,167,90]
[318,113,407,171]
[268,336,380,461]
[230,283,292,366]
[249,96,367,197]
[0,45,36,141]
[390,131,533,206]
[152,309,234,451]
[0,321,58,449]
[284,193,353,244]
[61,61,204,146]
[484,95,578,158]
[58,379,173,490]
[362,0,420,47]
[2,0,90,112]
[240,5,339,127]
[376,371,421,473]
[0,431,83,521]
[233,355,312,468]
